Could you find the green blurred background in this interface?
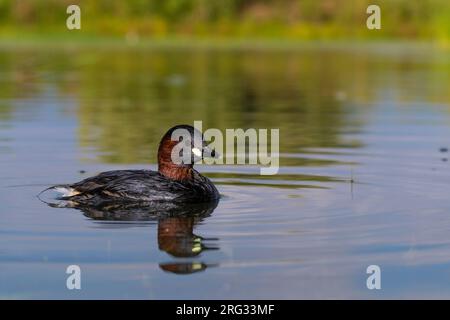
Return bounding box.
[0,0,449,44]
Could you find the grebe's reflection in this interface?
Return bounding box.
[158,215,219,274]
[51,200,219,274]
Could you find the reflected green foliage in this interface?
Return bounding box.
[1,46,450,165]
[72,49,363,164]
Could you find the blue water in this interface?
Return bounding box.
[1,44,450,299]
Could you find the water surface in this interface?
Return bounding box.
[1,44,450,299]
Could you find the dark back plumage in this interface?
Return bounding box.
[64,169,219,207]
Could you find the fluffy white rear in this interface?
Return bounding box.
[55,187,79,197]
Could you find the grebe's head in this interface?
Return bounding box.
[157,125,218,180]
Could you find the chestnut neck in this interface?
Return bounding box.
[157,139,194,181]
